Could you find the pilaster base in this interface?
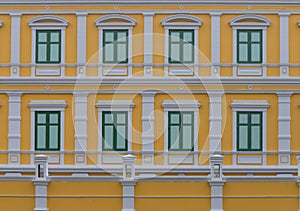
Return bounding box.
[210,209,223,211]
[122,209,136,211]
[34,209,49,211]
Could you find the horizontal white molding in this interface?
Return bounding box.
[230,100,270,109]
[169,155,193,164]
[238,155,262,164]
[237,67,262,76]
[36,68,61,76]
[161,100,201,109]
[96,100,135,109]
[103,67,128,76]
[28,100,68,108]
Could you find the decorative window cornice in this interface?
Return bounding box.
[230,100,270,109]
[28,100,68,108]
[96,100,135,109]
[28,15,69,28]
[95,14,136,27]
[229,14,271,27]
[161,14,203,27]
[161,100,201,109]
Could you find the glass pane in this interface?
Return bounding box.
[37,44,47,62]
[37,126,46,149]
[251,126,261,149]
[38,32,47,42]
[182,125,192,149]
[104,32,114,42]
[170,32,180,42]
[239,32,248,42]
[183,44,193,62]
[50,44,59,62]
[116,126,126,149]
[104,126,113,149]
[251,114,261,124]
[104,44,114,62]
[117,32,127,42]
[50,113,58,124]
[238,113,248,124]
[37,114,46,124]
[117,113,126,124]
[170,113,180,124]
[49,126,59,149]
[238,125,248,149]
[170,125,180,150]
[183,31,193,42]
[238,44,248,62]
[251,32,260,42]
[251,44,261,62]
[50,32,59,42]
[104,113,113,124]
[170,43,180,62]
[183,113,192,124]
[117,43,127,62]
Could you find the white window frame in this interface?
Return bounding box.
[28,100,67,165]
[95,14,136,77]
[28,15,69,77]
[95,100,135,164]
[161,100,201,165]
[161,14,202,76]
[230,100,270,165]
[229,15,271,77]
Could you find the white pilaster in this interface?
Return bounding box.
[141,91,156,165]
[10,13,21,77]
[210,13,221,76]
[122,155,136,211]
[74,92,89,165]
[277,92,292,165]
[209,155,224,211]
[7,92,22,165]
[34,155,49,211]
[209,92,223,154]
[279,12,290,77]
[143,13,154,76]
[76,13,88,76]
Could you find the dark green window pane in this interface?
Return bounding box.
[50,44,59,62]
[37,126,46,148]
[38,44,47,62]
[38,32,47,42]
[37,114,46,124]
[183,113,192,124]
[251,32,260,42]
[50,32,59,42]
[102,112,128,151]
[251,114,261,124]
[170,113,180,124]
[170,43,180,62]
[117,43,127,62]
[49,126,59,149]
[104,44,114,62]
[50,113,58,124]
[251,126,261,149]
[183,31,193,42]
[239,113,248,124]
[183,44,193,62]
[182,125,192,149]
[105,32,114,42]
[104,126,114,149]
[170,125,180,150]
[251,44,261,62]
[237,30,262,63]
[239,44,248,62]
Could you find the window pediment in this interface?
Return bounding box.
[28,15,69,27]
[161,14,203,27]
[229,15,271,27]
[95,14,136,27]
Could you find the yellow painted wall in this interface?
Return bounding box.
[136,182,210,211]
[0,94,8,164]
[48,182,122,211]
[224,182,298,211]
[0,182,35,211]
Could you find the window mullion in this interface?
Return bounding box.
[180,113,183,150]
[248,113,251,151]
[114,32,117,64]
[113,112,117,151]
[45,112,49,150]
[180,32,183,64]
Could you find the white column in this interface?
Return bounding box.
[279,12,290,77]
[209,155,224,211]
[34,155,49,211]
[74,92,89,165]
[76,12,88,76]
[210,13,221,76]
[10,13,21,77]
[141,91,156,165]
[143,12,154,76]
[297,156,300,211]
[208,92,223,154]
[7,92,22,165]
[122,155,136,211]
[277,92,292,165]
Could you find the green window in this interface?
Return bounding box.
[103,30,128,64]
[169,30,194,64]
[237,112,262,151]
[36,30,61,64]
[168,112,194,151]
[35,111,61,151]
[237,30,262,63]
[102,112,128,151]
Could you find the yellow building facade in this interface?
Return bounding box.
[0,0,300,210]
